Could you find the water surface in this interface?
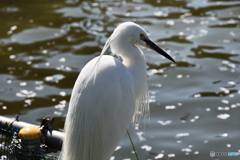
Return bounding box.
[0,0,240,159]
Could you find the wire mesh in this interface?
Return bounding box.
[0,126,58,160]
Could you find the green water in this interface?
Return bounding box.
[0,0,240,159]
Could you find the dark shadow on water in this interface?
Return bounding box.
[189,45,240,63]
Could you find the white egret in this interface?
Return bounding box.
[59,22,175,160]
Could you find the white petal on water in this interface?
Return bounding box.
[20,82,27,86]
[228,81,236,85]
[45,76,53,81]
[190,119,195,122]
[206,108,211,111]
[42,50,48,54]
[182,19,195,24]
[11,25,17,31]
[154,11,163,17]
[35,81,43,85]
[9,55,16,59]
[218,106,229,111]
[147,69,158,76]
[218,133,228,137]
[24,99,32,105]
[141,145,152,151]
[45,74,65,82]
[55,100,66,110]
[54,111,62,115]
[179,32,184,36]
[157,120,172,126]
[35,85,44,90]
[16,90,36,98]
[229,31,236,37]
[151,83,162,87]
[221,99,229,104]
[177,140,182,143]
[177,74,183,78]
[45,62,50,66]
[167,20,175,26]
[181,148,192,152]
[109,156,115,160]
[136,132,146,142]
[165,105,176,109]
[217,113,230,120]
[193,94,201,98]
[186,34,194,40]
[59,57,66,62]
[199,29,208,36]
[59,91,66,97]
[114,146,121,151]
[194,115,199,119]
[155,153,164,159]
[219,66,228,71]
[175,133,190,138]
[204,140,208,144]
[168,153,175,157]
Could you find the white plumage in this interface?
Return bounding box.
[60,22,174,160]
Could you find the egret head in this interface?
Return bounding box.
[108,22,175,63]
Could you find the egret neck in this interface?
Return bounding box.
[112,42,147,100]
[111,41,149,124]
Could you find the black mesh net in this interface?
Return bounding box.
[0,126,58,160]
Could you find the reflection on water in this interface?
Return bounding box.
[0,0,240,159]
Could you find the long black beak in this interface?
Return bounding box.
[144,39,175,63]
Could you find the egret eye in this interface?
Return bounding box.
[140,33,145,40]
